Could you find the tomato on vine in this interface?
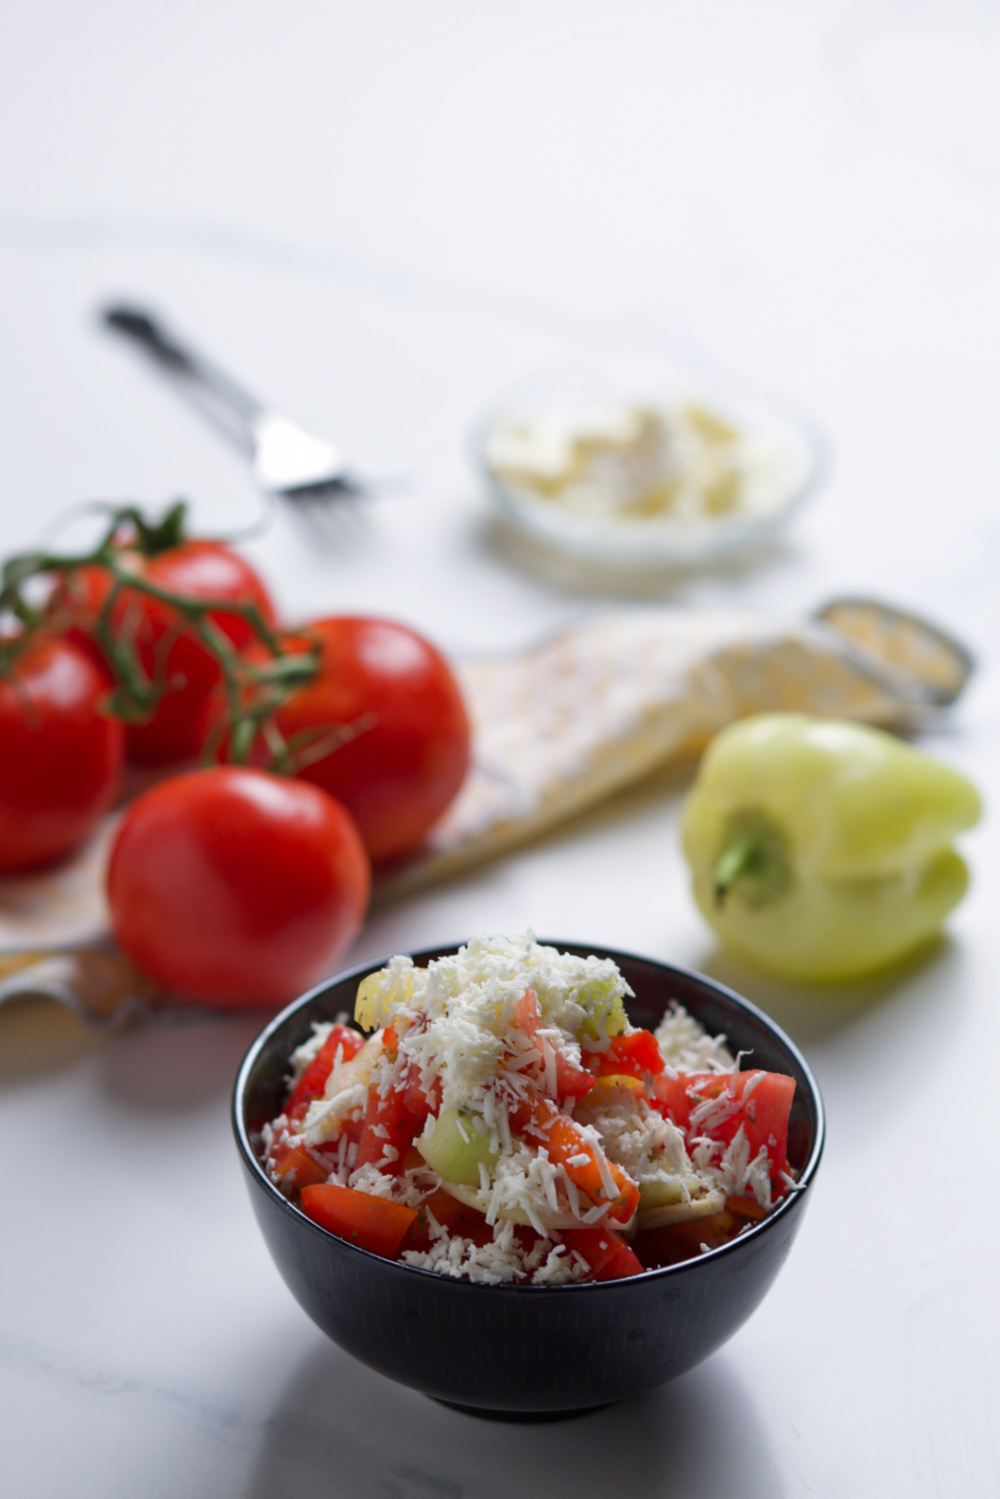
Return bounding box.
[233,616,471,863]
[107,767,370,1008]
[54,506,276,765]
[0,633,124,875]
[1,505,470,1013]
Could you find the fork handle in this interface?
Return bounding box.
[103,304,265,427]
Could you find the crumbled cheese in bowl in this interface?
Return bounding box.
[478,374,821,567]
[486,402,753,525]
[262,936,797,1285]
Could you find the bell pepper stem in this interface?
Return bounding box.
[712,807,793,910]
[714,834,759,905]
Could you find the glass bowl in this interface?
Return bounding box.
[233,942,824,1419]
[474,357,826,569]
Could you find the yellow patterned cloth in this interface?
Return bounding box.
[0,598,972,1024]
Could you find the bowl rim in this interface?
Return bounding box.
[233,938,825,1296]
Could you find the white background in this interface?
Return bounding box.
[1,3,998,1495]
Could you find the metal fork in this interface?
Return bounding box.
[103,304,364,501]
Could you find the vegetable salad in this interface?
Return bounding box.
[263,936,797,1284]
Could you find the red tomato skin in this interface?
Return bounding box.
[59,542,276,766]
[271,617,471,863]
[107,767,370,1008]
[286,1022,364,1121]
[583,1030,666,1081]
[355,1083,425,1175]
[592,1241,645,1281]
[269,1143,330,1191]
[652,1069,795,1182]
[507,1091,640,1224]
[299,1183,416,1257]
[514,990,595,1100]
[403,1190,493,1249]
[558,1227,627,1278]
[0,635,124,875]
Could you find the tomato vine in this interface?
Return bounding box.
[0,501,338,771]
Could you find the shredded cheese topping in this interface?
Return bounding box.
[264,936,791,1284]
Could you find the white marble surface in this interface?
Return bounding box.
[1,3,998,1495]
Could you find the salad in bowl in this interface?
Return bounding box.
[262,936,799,1285]
[235,937,823,1415]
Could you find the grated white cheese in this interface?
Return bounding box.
[264,936,791,1284]
[655,1004,734,1074]
[402,1219,590,1286]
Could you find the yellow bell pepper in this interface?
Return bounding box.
[681,713,982,982]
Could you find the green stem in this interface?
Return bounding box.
[0,502,324,772]
[713,835,759,901]
[713,807,794,909]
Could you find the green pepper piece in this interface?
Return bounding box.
[681,713,982,982]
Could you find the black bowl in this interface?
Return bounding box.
[233,942,824,1419]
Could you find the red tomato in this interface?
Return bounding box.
[299,1183,417,1257]
[269,1143,331,1191]
[0,634,124,875]
[403,1190,494,1249]
[558,1226,629,1278]
[107,767,370,1008]
[285,1022,364,1121]
[58,540,276,766]
[355,1080,426,1175]
[507,1091,639,1224]
[401,1064,441,1121]
[591,1240,646,1281]
[514,990,595,1100]
[260,617,470,863]
[652,1069,795,1181]
[582,1029,666,1080]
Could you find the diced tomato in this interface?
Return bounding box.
[652,1069,795,1182]
[651,1071,703,1130]
[508,1091,639,1224]
[558,1226,627,1278]
[403,1189,493,1248]
[554,1058,597,1100]
[355,1082,425,1174]
[286,1023,364,1121]
[514,990,595,1101]
[401,1066,440,1123]
[592,1240,645,1281]
[269,1143,330,1190]
[583,1029,665,1080]
[384,1012,441,1120]
[511,1223,543,1256]
[515,990,540,1034]
[299,1184,417,1257]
